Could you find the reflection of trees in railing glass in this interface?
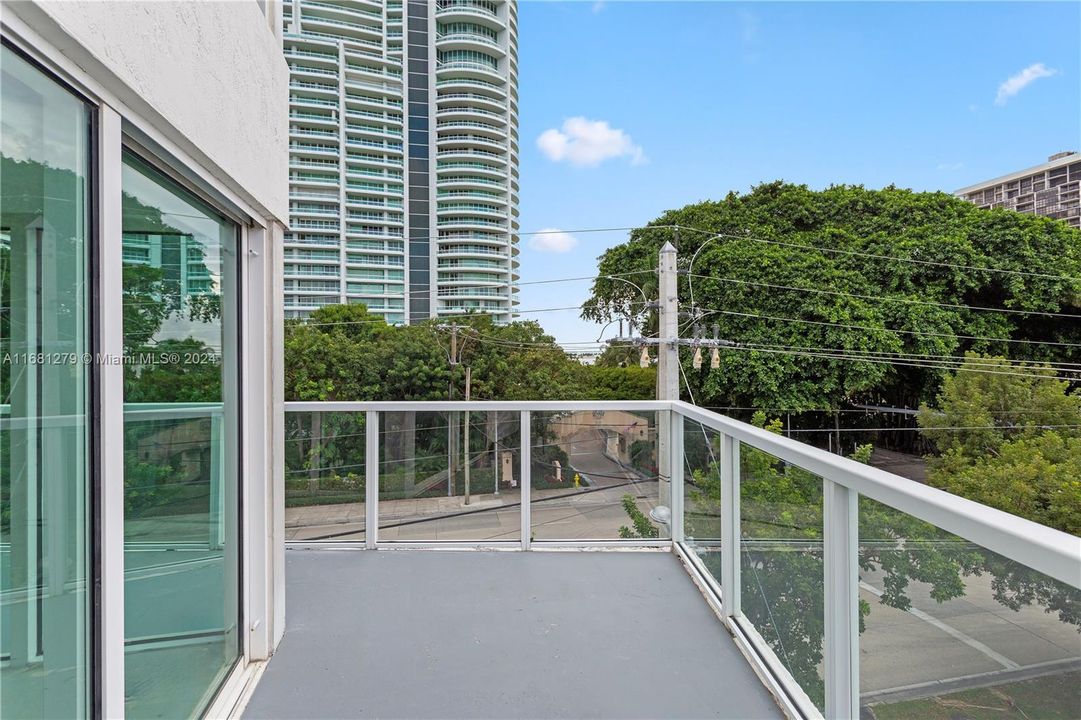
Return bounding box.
[684,413,1081,712]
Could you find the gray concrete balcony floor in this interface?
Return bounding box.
[242,550,783,719]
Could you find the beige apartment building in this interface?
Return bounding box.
[956,151,1081,228]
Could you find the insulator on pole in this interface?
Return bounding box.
[710,347,720,369]
[639,346,651,368]
[692,346,703,369]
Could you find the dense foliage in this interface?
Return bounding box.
[584,182,1081,411]
[284,304,656,402]
[683,410,1080,710]
[919,354,1081,535]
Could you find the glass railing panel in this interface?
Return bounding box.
[529,409,661,541]
[284,411,367,542]
[682,417,722,584]
[739,442,826,712]
[858,497,1081,719]
[378,411,521,541]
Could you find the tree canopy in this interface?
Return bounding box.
[918,354,1081,535]
[584,182,1081,412]
[284,304,656,402]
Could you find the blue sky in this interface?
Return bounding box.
[513,0,1081,344]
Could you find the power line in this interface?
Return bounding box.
[700,406,1075,416]
[290,225,648,247]
[710,343,1077,382]
[685,272,1081,320]
[394,269,653,292]
[284,304,590,330]
[726,339,1081,372]
[670,224,1081,282]
[784,424,1081,433]
[436,331,1080,379]
[690,307,1080,349]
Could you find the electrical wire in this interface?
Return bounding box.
[670,224,1081,283]
[685,273,1081,320]
[710,343,1077,382]
[690,307,1081,349]
[725,339,1081,371]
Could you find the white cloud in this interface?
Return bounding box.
[995,63,1058,106]
[737,9,759,45]
[529,228,579,253]
[591,1,606,13]
[536,117,646,167]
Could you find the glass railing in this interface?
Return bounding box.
[436,32,501,49]
[290,95,339,108]
[436,120,507,133]
[284,403,670,547]
[435,0,499,19]
[436,133,506,147]
[436,98,505,114]
[435,77,507,93]
[674,401,1081,720]
[437,147,505,159]
[301,0,383,20]
[436,61,501,75]
[280,399,1081,720]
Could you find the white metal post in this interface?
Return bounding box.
[520,410,531,551]
[670,410,684,543]
[366,411,379,549]
[243,223,274,661]
[823,479,859,720]
[656,243,679,534]
[656,241,679,401]
[98,104,127,720]
[270,221,287,650]
[719,433,741,617]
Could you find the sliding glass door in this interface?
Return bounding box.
[0,44,93,719]
[2,42,245,719]
[121,153,240,718]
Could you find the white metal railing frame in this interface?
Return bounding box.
[281,399,1081,720]
[284,400,673,552]
[673,400,1079,587]
[672,399,1081,720]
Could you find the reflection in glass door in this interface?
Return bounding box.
[0,44,93,719]
[121,152,240,718]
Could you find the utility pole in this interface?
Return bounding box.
[655,239,679,539]
[492,411,500,496]
[448,325,458,498]
[656,240,680,402]
[463,365,471,505]
[604,238,740,537]
[438,323,471,499]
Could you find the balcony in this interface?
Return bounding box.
[238,400,1081,719]
[243,551,778,719]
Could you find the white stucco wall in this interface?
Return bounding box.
[15,0,288,222]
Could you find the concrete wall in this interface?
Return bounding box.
[14,0,288,222]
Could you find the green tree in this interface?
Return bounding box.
[918,354,1081,534]
[584,183,1081,413]
[684,413,1058,710]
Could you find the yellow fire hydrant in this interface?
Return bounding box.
[573,472,581,488]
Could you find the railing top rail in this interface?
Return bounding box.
[285,400,670,413]
[673,400,1081,589]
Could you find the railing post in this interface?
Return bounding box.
[209,409,224,549]
[823,479,859,720]
[520,410,530,550]
[670,409,684,543]
[366,410,379,549]
[720,434,740,617]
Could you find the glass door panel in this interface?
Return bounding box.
[0,44,93,720]
[121,152,240,719]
